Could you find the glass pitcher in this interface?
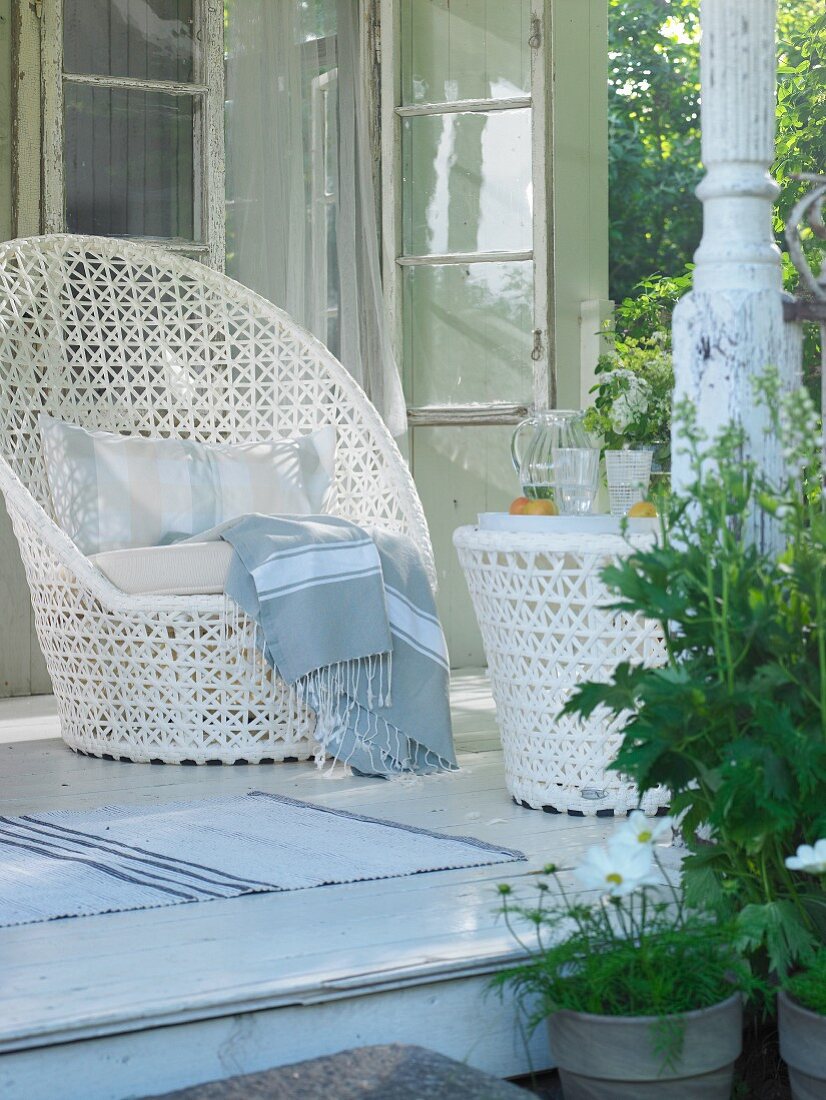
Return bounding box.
[511,409,599,514]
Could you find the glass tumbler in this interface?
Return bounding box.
[552,447,600,515]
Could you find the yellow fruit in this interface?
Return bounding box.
[509,497,530,515]
[628,501,658,518]
[522,499,559,516]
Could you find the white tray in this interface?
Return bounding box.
[477,512,659,535]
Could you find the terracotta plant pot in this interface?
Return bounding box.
[778,989,826,1100]
[547,992,742,1099]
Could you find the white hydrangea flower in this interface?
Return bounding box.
[786,839,826,875]
[610,396,634,434]
[608,371,650,436]
[575,840,659,898]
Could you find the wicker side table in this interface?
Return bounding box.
[453,526,669,817]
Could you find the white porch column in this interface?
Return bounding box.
[672,0,802,543]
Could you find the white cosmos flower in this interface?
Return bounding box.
[575,841,660,898]
[611,810,673,850]
[786,839,826,875]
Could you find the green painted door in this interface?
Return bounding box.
[393,0,540,666]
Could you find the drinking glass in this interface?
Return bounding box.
[552,447,600,515]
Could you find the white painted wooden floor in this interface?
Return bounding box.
[0,672,625,1100]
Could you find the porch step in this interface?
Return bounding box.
[146,1044,526,1099]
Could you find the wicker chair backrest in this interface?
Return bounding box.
[0,235,430,561]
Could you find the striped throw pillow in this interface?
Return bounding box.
[40,414,337,556]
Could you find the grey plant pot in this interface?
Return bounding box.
[547,992,742,1099]
[779,989,826,1100]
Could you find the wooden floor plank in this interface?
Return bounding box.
[0,671,631,1094]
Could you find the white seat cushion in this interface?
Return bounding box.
[91,541,235,596]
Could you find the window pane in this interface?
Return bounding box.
[404,261,533,404]
[400,0,531,106]
[298,0,337,44]
[65,85,195,239]
[402,108,532,256]
[63,0,194,81]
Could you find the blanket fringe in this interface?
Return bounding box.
[294,653,394,769]
[225,594,452,779]
[309,693,456,782]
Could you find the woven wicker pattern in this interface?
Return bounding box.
[0,234,433,764]
[605,450,654,516]
[454,527,669,816]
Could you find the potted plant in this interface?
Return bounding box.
[493,814,753,1099]
[566,374,826,981]
[584,269,686,491]
[779,844,826,1099]
[583,342,674,514]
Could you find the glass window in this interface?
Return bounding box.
[397,0,535,409]
[63,0,195,82]
[400,0,531,105]
[44,0,223,264]
[404,261,533,405]
[298,0,338,44]
[65,86,194,239]
[402,109,533,256]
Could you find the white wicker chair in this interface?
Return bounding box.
[0,234,432,765]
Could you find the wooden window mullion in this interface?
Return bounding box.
[39,0,225,268]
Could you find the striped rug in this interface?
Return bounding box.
[0,791,524,927]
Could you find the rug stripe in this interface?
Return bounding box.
[0,830,199,901]
[0,822,228,898]
[18,815,271,891]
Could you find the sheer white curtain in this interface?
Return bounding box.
[225,0,406,437]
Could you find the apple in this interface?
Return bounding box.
[627,501,657,517]
[522,499,558,516]
[509,497,530,515]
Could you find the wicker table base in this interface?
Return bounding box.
[454,526,669,817]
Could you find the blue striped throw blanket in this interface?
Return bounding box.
[220,515,456,777]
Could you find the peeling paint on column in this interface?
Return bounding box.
[672,0,804,549]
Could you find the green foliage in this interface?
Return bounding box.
[583,272,683,457]
[609,0,824,377]
[583,352,673,457]
[492,865,756,1069]
[608,0,703,304]
[610,269,693,348]
[494,888,742,1023]
[776,9,826,387]
[565,376,826,978]
[775,8,826,236]
[786,949,826,1016]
